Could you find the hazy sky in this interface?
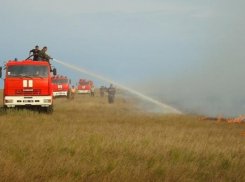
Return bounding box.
[0,0,244,116]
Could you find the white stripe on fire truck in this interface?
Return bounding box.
[29,80,33,87]
[23,80,27,87]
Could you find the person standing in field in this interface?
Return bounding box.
[29,45,40,61]
[106,84,116,104]
[67,88,71,100]
[70,85,76,100]
[90,85,95,97]
[100,86,105,97]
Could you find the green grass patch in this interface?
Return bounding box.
[0,89,245,181]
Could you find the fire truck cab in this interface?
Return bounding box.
[77,79,93,94]
[0,60,56,114]
[51,75,71,97]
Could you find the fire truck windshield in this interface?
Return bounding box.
[79,82,89,86]
[7,65,49,77]
[52,79,68,84]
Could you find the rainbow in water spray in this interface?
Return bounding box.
[52,59,181,114]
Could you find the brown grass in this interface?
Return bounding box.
[0,89,245,182]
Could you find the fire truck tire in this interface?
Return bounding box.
[46,104,53,114]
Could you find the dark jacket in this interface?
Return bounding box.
[106,87,116,97]
[29,49,40,61]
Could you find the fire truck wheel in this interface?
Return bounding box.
[46,104,53,114]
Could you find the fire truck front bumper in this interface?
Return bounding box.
[53,91,67,97]
[4,96,53,108]
[78,90,90,94]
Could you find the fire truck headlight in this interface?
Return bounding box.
[43,99,52,103]
[5,99,13,103]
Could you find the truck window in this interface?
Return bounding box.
[52,79,68,84]
[79,82,89,86]
[7,65,49,77]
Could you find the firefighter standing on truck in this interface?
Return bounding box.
[71,85,76,100]
[29,45,40,61]
[38,46,53,71]
[38,46,53,62]
[106,84,116,104]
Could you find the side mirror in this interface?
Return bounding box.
[0,67,2,78]
[69,79,71,84]
[53,68,57,76]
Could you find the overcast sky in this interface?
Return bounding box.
[0,0,244,116]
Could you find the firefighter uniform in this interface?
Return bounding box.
[29,49,40,61]
[100,86,105,97]
[38,47,53,71]
[106,85,116,104]
[38,49,52,61]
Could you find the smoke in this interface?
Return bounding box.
[132,3,245,118]
[134,73,245,117]
[134,58,245,117]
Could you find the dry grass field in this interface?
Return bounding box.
[0,89,245,182]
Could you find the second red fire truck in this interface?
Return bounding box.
[51,75,71,97]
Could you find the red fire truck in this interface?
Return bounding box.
[51,75,71,97]
[0,59,56,114]
[77,79,93,94]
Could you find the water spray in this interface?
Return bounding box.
[52,58,181,114]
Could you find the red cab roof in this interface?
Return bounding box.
[7,60,50,66]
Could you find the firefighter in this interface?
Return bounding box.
[67,89,71,100]
[90,85,95,97]
[38,46,53,62]
[70,85,76,100]
[100,86,105,97]
[106,84,116,104]
[38,46,52,61]
[38,46,53,71]
[29,45,40,61]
